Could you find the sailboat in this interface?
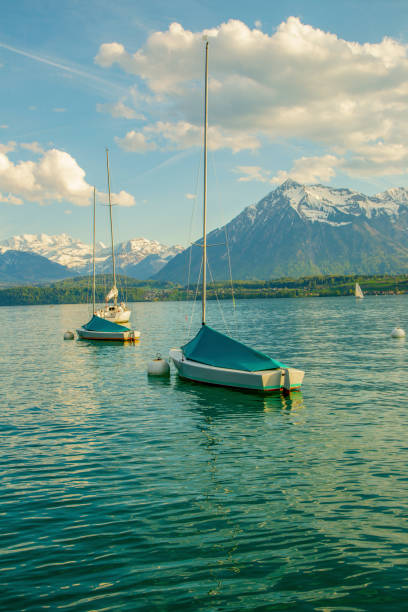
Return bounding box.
[95,149,131,324]
[77,187,140,341]
[169,42,304,393]
[355,282,364,299]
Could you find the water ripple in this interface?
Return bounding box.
[1,297,408,609]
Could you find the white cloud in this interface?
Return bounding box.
[0,148,135,207]
[115,130,157,152]
[53,108,67,113]
[236,156,341,185]
[96,189,135,207]
[117,121,259,153]
[95,18,408,177]
[185,193,196,199]
[0,125,8,129]
[236,166,270,182]
[96,100,142,119]
[270,155,341,184]
[20,142,44,154]
[0,141,16,154]
[342,142,408,176]
[0,192,23,205]
[64,209,72,214]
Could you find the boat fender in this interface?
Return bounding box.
[391,327,405,338]
[147,354,170,376]
[63,330,75,340]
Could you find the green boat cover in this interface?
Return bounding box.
[182,324,286,372]
[83,315,132,332]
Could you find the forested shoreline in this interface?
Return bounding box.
[1,273,408,306]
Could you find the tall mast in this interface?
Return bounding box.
[106,148,117,307]
[202,40,208,326]
[92,186,96,314]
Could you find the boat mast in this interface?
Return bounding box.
[92,186,96,314]
[106,148,117,308]
[202,40,208,326]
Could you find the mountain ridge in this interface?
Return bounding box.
[0,233,183,279]
[155,179,408,282]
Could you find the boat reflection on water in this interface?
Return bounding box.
[171,377,305,416]
[76,337,139,347]
[145,375,172,390]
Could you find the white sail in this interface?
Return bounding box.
[105,286,118,302]
[355,283,364,299]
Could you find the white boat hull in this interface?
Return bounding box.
[169,349,304,393]
[76,327,140,341]
[96,308,131,323]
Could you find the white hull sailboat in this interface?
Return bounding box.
[96,303,131,324]
[96,150,131,324]
[355,282,364,299]
[77,315,140,341]
[77,186,140,342]
[170,42,304,394]
[170,349,304,393]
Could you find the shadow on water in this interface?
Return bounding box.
[170,376,305,417]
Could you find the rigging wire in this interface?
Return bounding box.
[187,255,203,341]
[210,152,238,335]
[184,152,203,337]
[207,258,231,336]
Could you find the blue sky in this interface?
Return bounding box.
[2,0,408,247]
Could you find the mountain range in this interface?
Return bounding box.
[155,179,408,282]
[0,234,183,281]
[0,250,72,284]
[3,179,408,285]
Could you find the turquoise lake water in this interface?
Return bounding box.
[1,296,408,610]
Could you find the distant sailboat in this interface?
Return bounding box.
[355,282,364,299]
[95,149,131,324]
[169,42,304,393]
[76,187,140,341]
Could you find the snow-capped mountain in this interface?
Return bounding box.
[270,179,405,223]
[97,238,183,277]
[0,233,183,278]
[156,179,408,281]
[0,233,103,271]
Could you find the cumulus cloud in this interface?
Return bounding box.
[270,155,342,184]
[0,192,23,205]
[0,147,135,207]
[236,166,270,182]
[96,100,142,119]
[115,130,157,152]
[97,189,136,207]
[20,142,44,154]
[95,17,408,178]
[117,121,259,153]
[236,156,341,185]
[0,141,16,154]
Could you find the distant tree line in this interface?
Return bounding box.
[1,273,408,306]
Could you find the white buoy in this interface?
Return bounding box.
[391,327,405,338]
[147,353,170,376]
[63,330,75,340]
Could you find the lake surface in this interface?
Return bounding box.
[1,296,408,611]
